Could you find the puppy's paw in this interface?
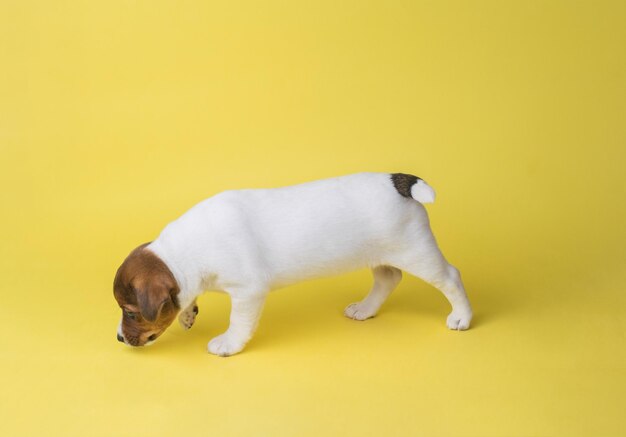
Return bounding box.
[446,310,472,330]
[207,334,245,357]
[178,305,198,330]
[344,302,376,321]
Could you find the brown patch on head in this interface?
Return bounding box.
[390,173,421,198]
[113,243,180,346]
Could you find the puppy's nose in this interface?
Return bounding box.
[117,333,124,343]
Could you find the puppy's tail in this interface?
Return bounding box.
[411,179,436,204]
[390,173,436,204]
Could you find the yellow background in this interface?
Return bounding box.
[1,1,624,436]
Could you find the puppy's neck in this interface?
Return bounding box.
[147,240,203,310]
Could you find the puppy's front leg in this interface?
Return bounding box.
[208,293,266,357]
[178,299,199,330]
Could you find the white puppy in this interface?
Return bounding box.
[113,173,472,355]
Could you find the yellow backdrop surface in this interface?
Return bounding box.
[1,1,624,436]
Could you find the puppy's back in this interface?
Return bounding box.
[153,173,432,288]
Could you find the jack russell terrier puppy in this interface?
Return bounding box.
[114,173,473,356]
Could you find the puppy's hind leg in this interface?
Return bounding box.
[344,266,402,321]
[392,239,473,330]
[178,299,199,330]
[431,263,473,330]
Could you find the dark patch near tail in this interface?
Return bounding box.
[390,173,421,198]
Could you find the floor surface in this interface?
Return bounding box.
[1,1,624,436]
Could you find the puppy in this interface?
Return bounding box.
[113,173,473,355]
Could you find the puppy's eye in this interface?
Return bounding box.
[124,310,138,320]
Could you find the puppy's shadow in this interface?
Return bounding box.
[134,275,524,356]
[385,281,514,330]
[123,296,231,356]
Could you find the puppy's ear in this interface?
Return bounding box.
[135,282,172,323]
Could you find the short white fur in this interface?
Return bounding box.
[147,172,472,356]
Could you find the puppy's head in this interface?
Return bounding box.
[113,244,180,347]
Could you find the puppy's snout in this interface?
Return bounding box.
[117,333,125,343]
